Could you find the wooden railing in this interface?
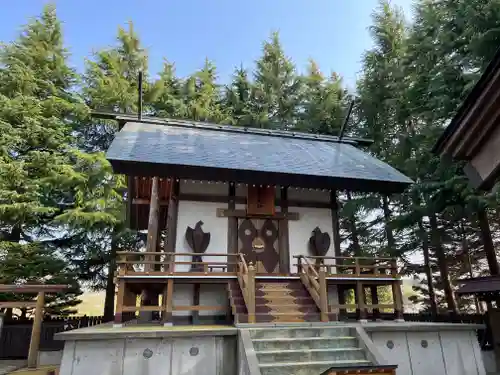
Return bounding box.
[115,251,239,275]
[294,255,403,321]
[299,256,329,322]
[294,255,398,277]
[237,254,256,323]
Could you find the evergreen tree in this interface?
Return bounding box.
[0,5,86,314]
[252,32,302,129]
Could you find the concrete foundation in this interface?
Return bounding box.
[55,322,486,375]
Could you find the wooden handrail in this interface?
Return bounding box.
[237,254,255,323]
[117,251,239,257]
[299,257,328,322]
[116,252,240,275]
[294,255,395,261]
[293,255,398,277]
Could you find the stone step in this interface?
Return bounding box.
[252,336,358,351]
[256,348,366,364]
[236,313,322,324]
[259,360,372,375]
[249,327,353,339]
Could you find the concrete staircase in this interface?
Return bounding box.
[228,280,323,323]
[247,327,372,375]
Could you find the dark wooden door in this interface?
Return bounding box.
[238,218,280,273]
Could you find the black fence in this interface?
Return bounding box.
[0,313,492,359]
[0,316,104,359]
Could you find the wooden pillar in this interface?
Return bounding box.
[356,282,367,321]
[27,291,45,368]
[141,177,160,321]
[227,182,238,271]
[162,279,174,326]
[146,177,160,255]
[114,280,126,326]
[126,176,135,229]
[165,179,180,253]
[391,259,404,321]
[319,269,329,322]
[192,284,201,325]
[278,186,290,273]
[330,190,341,257]
[392,280,404,321]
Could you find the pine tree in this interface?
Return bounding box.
[181,58,228,123]
[0,5,86,314]
[79,21,151,319]
[296,60,346,135]
[223,66,256,127]
[253,32,302,129]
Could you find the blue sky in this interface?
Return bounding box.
[3,0,414,88]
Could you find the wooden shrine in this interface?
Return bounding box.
[97,112,412,326]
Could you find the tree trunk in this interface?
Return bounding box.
[429,213,457,314]
[103,235,118,322]
[477,207,499,275]
[346,192,361,256]
[382,196,396,254]
[418,220,437,316]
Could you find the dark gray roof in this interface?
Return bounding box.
[106,121,413,193]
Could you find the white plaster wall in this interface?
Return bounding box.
[60,336,236,375]
[288,207,334,273]
[175,201,228,272]
[370,329,486,375]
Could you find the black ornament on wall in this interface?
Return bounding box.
[185,221,211,271]
[309,227,331,258]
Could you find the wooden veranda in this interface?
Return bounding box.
[114,251,403,325]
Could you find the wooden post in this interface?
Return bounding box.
[146,177,160,256]
[165,179,180,253]
[330,190,342,266]
[227,183,238,271]
[278,186,290,273]
[192,284,200,325]
[141,177,160,321]
[356,281,367,321]
[319,269,329,322]
[126,176,135,229]
[162,279,174,326]
[297,256,302,274]
[27,291,45,368]
[114,280,126,326]
[371,286,380,320]
[247,263,256,323]
[391,259,404,321]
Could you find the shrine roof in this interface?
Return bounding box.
[103,115,413,193]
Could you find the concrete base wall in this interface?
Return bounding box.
[366,325,486,375]
[59,335,236,375]
[38,350,63,366]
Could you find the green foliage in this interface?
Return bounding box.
[4,0,500,317]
